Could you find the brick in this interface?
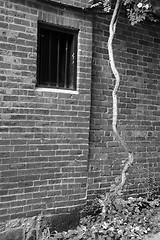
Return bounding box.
[26,210,41,218]
[10,212,27,220]
[1,171,17,178]
[8,207,23,214]
[1,195,16,202]
[0,190,8,195]
[0,215,10,223]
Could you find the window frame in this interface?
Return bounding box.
[36,21,78,91]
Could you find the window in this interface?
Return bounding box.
[37,22,78,90]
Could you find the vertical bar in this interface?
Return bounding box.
[64,36,68,89]
[39,28,43,86]
[73,34,78,90]
[48,31,52,86]
[56,35,60,87]
[70,36,75,89]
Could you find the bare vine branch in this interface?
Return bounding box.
[108,0,129,154]
[106,0,134,201]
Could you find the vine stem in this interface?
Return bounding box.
[106,0,134,202]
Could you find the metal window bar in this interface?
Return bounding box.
[64,36,68,89]
[56,34,60,87]
[40,31,43,86]
[71,38,75,89]
[48,31,52,86]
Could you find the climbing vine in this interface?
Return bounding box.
[88,0,159,204]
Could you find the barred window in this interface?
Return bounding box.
[37,22,78,90]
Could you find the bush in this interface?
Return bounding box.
[50,195,160,240]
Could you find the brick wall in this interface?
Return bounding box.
[0,0,92,223]
[48,0,90,8]
[1,0,160,233]
[88,13,160,199]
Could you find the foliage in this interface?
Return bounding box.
[80,196,160,240]
[88,0,111,13]
[89,0,159,25]
[124,0,158,25]
[49,195,160,240]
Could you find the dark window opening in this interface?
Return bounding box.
[37,22,78,90]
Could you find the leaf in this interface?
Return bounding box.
[115,176,120,183]
[110,184,116,191]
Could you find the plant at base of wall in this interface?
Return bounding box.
[46,195,160,240]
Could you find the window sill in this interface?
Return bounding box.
[35,87,79,94]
